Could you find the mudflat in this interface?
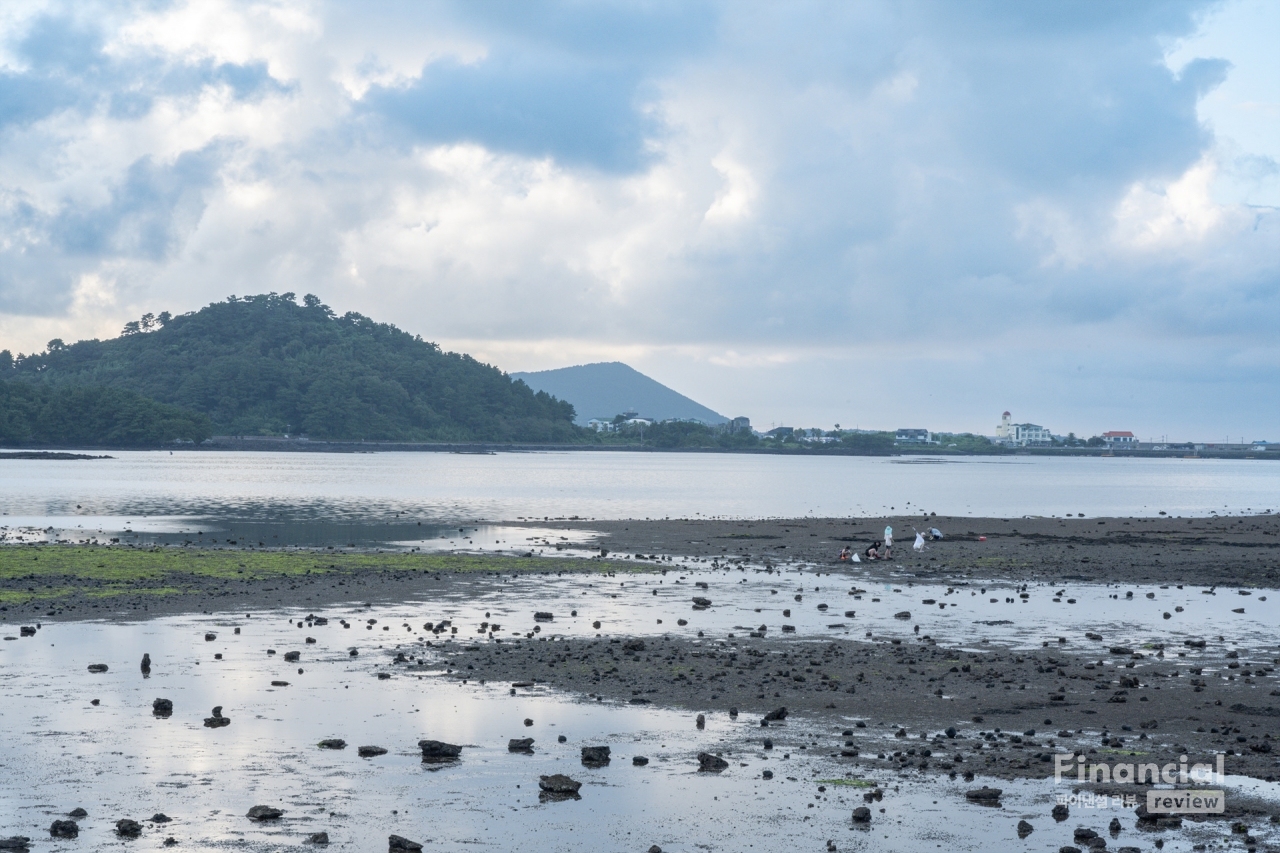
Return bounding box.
[578,513,1280,588]
[4,514,1280,785]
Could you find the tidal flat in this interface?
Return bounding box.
[4,515,1280,851]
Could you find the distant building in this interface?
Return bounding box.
[587,419,614,432]
[728,416,751,433]
[1102,431,1137,445]
[765,426,794,439]
[895,428,932,444]
[996,412,1051,446]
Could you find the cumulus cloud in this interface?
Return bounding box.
[0,0,1276,436]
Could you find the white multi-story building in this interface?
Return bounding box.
[996,412,1051,446]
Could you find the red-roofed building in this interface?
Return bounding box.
[1102,431,1137,445]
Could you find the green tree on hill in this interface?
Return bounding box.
[7,293,579,442]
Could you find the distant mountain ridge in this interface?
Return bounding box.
[512,362,727,426]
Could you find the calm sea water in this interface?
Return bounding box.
[1,451,1276,530]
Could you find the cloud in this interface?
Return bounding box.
[0,0,1277,437]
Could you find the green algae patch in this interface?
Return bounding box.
[0,547,644,610]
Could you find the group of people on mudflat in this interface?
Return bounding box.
[836,523,943,563]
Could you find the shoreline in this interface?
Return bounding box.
[3,439,1278,459]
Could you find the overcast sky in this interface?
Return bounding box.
[1,0,1277,439]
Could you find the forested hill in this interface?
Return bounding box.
[3,293,579,442]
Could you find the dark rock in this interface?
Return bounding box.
[763,707,788,721]
[692,597,712,608]
[306,832,330,844]
[1052,804,1069,821]
[0,837,30,851]
[523,718,533,727]
[894,611,911,619]
[697,752,729,772]
[388,835,423,851]
[633,756,649,766]
[49,820,78,838]
[246,805,282,821]
[557,735,567,743]
[204,633,216,641]
[508,738,535,753]
[203,706,230,728]
[116,819,143,837]
[581,745,611,766]
[592,621,602,629]
[1074,828,1098,842]
[533,612,554,622]
[163,839,177,847]
[539,774,582,794]
[1109,817,1121,834]
[696,714,705,729]
[964,786,1002,805]
[1059,848,1082,853]
[648,847,662,853]
[318,739,346,749]
[271,680,289,687]
[87,664,108,673]
[153,698,173,717]
[1017,820,1033,838]
[283,651,301,662]
[622,640,645,652]
[150,814,170,823]
[419,739,462,759]
[358,746,388,757]
[762,769,774,779]
[851,806,871,823]
[68,809,87,818]
[141,653,151,673]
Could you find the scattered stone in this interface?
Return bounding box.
[141,653,151,673]
[49,820,78,838]
[116,819,143,837]
[539,774,582,794]
[284,651,301,662]
[153,698,173,717]
[68,809,87,818]
[851,806,871,823]
[150,814,171,823]
[306,832,330,844]
[622,639,646,652]
[388,835,423,851]
[246,805,283,821]
[271,680,289,687]
[523,718,533,727]
[633,756,649,766]
[318,739,346,749]
[696,714,705,729]
[763,707,788,722]
[419,740,463,759]
[1052,804,1069,821]
[87,664,108,673]
[533,612,554,622]
[508,738,535,753]
[964,787,1002,805]
[581,745,611,766]
[203,706,230,728]
[163,839,177,847]
[894,611,911,619]
[204,633,216,641]
[762,769,774,779]
[1017,820,1033,838]
[358,746,388,757]
[592,621,602,629]
[697,752,729,772]
[0,837,30,850]
[692,597,712,609]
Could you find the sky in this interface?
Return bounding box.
[0,0,1277,440]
